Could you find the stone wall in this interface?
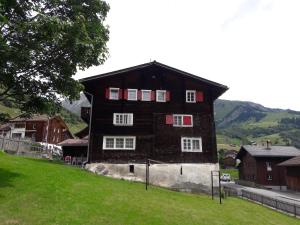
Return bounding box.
[86,163,220,193]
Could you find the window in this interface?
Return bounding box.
[266,162,272,171]
[173,115,193,127]
[32,123,36,129]
[109,88,120,100]
[127,89,137,101]
[186,90,196,103]
[113,113,133,126]
[103,136,136,150]
[156,90,166,102]
[142,90,151,101]
[129,165,134,173]
[267,174,272,181]
[181,137,202,152]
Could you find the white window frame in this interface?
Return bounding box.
[103,136,136,150]
[113,113,133,126]
[141,90,151,101]
[173,114,193,127]
[109,88,120,100]
[186,90,196,103]
[127,89,138,101]
[181,137,202,152]
[156,90,166,102]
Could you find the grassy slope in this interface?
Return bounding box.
[0,152,298,225]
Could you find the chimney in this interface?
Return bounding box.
[266,140,271,150]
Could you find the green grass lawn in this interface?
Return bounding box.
[0,152,299,225]
[221,168,239,180]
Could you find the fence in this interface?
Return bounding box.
[0,137,60,159]
[241,189,300,217]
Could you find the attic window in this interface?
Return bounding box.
[109,88,120,100]
[186,90,196,103]
[156,90,166,102]
[266,162,272,171]
[127,89,138,101]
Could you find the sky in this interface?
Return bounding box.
[75,0,300,111]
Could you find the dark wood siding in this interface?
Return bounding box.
[286,167,300,191]
[84,65,219,163]
[255,158,287,186]
[238,152,257,182]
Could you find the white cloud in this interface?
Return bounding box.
[76,0,300,110]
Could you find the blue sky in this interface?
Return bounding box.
[76,0,300,110]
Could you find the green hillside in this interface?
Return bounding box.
[0,152,298,225]
[215,99,300,150]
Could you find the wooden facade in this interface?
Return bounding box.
[237,145,300,187]
[81,61,228,163]
[6,115,73,144]
[279,156,300,192]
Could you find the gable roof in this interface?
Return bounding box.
[80,61,228,94]
[278,155,300,167]
[237,145,300,159]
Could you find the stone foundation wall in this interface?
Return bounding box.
[86,163,220,193]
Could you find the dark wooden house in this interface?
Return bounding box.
[5,115,73,144]
[80,61,228,189]
[279,156,300,192]
[236,145,300,189]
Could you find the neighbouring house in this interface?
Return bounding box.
[223,150,237,168]
[278,156,300,192]
[0,115,73,144]
[236,144,300,189]
[80,61,228,191]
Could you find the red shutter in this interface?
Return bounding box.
[119,89,123,100]
[105,88,110,99]
[151,91,155,101]
[183,116,192,126]
[124,89,128,100]
[196,91,204,102]
[165,115,173,125]
[137,90,142,100]
[166,91,170,102]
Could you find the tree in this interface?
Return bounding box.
[0,0,109,118]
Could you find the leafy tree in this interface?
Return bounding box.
[0,0,109,118]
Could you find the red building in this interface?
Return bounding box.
[236,145,300,189]
[0,115,73,144]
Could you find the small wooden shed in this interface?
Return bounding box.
[279,156,300,192]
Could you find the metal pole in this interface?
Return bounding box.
[211,171,214,200]
[219,171,222,204]
[146,159,148,190]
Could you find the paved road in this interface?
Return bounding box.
[222,182,300,206]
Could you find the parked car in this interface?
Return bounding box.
[221,173,231,182]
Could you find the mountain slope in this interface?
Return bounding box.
[215,99,300,148]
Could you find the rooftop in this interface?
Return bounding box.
[278,155,300,167]
[58,138,88,147]
[237,145,300,158]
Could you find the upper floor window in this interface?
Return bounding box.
[127,89,138,101]
[173,115,193,127]
[32,123,36,129]
[103,136,136,150]
[266,162,272,171]
[181,137,202,152]
[142,90,151,101]
[156,90,166,102]
[109,88,120,100]
[113,113,133,126]
[186,90,196,103]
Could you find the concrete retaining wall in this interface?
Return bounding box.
[86,163,220,193]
